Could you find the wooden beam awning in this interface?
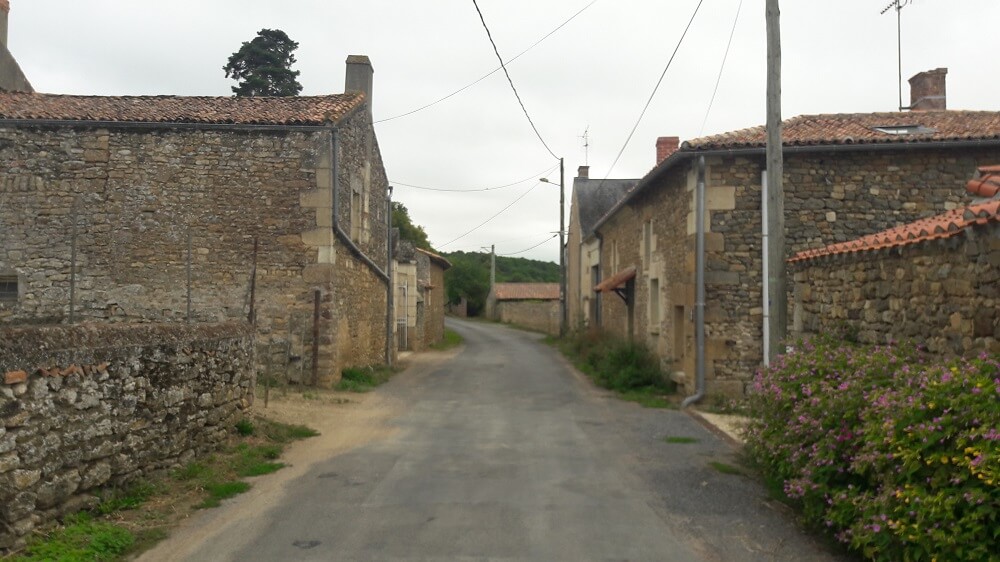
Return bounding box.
[593,266,636,293]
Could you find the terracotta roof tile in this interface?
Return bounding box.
[967,166,1000,198]
[0,91,363,126]
[593,266,637,292]
[685,111,1000,151]
[789,200,1000,263]
[492,283,559,301]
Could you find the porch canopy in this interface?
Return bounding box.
[593,265,636,302]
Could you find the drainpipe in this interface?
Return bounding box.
[761,170,770,365]
[682,156,706,408]
[329,128,392,365]
[594,232,603,328]
[386,185,394,366]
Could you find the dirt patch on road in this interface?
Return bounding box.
[135,386,402,561]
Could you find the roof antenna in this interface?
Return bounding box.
[579,126,590,166]
[881,0,913,111]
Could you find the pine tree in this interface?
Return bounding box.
[223,29,303,97]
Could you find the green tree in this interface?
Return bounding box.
[223,29,303,97]
[391,202,433,251]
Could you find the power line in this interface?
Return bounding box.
[437,181,542,248]
[699,0,743,136]
[375,0,598,125]
[392,164,557,193]
[603,0,705,179]
[499,234,558,256]
[471,0,559,161]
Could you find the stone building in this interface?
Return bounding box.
[393,239,451,351]
[486,282,560,335]
[789,167,1000,355]
[565,164,635,330]
[0,56,394,386]
[592,69,1000,399]
[0,0,32,93]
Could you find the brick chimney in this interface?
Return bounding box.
[1,0,9,48]
[345,55,373,117]
[909,68,947,111]
[577,165,589,179]
[656,136,679,165]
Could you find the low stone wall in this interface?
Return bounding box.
[0,321,255,550]
[497,300,559,336]
[791,223,1000,355]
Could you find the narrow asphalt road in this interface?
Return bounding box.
[178,318,849,562]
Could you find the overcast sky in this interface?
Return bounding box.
[8,0,998,262]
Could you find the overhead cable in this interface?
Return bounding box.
[499,234,558,256]
[603,0,705,179]
[392,164,557,192]
[699,0,744,136]
[437,181,542,248]
[375,0,598,125]
[471,0,560,160]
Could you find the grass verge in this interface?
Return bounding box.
[663,436,699,444]
[430,328,463,351]
[7,417,318,561]
[336,365,398,392]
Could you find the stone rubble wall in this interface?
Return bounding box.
[791,222,1000,355]
[0,321,254,551]
[496,300,559,336]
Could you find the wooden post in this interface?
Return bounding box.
[765,0,786,362]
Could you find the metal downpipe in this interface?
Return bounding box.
[386,186,394,366]
[682,156,707,408]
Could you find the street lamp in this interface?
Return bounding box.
[540,157,566,338]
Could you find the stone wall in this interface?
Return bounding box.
[596,145,1000,399]
[0,106,390,385]
[790,222,1000,355]
[496,300,559,335]
[0,321,254,550]
[424,261,446,346]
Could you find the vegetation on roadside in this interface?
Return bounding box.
[430,328,463,351]
[8,417,318,561]
[745,336,999,562]
[663,436,699,444]
[554,329,676,407]
[336,365,398,392]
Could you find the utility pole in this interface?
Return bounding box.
[490,244,496,290]
[765,0,785,363]
[558,158,566,338]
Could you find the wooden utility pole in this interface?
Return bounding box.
[765,0,786,363]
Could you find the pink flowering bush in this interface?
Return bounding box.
[745,338,999,561]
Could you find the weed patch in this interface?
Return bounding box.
[11,513,134,562]
[94,481,159,515]
[196,481,252,509]
[430,328,463,351]
[708,461,743,475]
[336,365,397,392]
[234,418,255,436]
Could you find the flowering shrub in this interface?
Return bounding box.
[745,338,999,561]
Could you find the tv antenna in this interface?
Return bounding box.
[579,126,590,165]
[881,0,913,111]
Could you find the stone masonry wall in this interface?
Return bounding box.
[791,222,1000,355]
[497,300,559,336]
[0,322,254,550]
[0,107,390,385]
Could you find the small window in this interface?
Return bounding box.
[649,278,660,327]
[643,220,653,264]
[0,275,18,302]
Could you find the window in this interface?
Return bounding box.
[0,275,18,302]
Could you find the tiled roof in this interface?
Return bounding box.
[789,200,1000,263]
[492,283,559,301]
[685,111,1000,151]
[0,91,364,125]
[593,266,637,292]
[415,248,452,270]
[575,178,637,237]
[967,166,1000,198]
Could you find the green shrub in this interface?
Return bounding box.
[561,330,674,394]
[746,337,999,561]
[235,418,255,436]
[336,365,395,392]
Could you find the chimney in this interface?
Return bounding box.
[1,0,9,48]
[909,68,947,111]
[577,165,589,179]
[345,55,374,117]
[656,136,679,165]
